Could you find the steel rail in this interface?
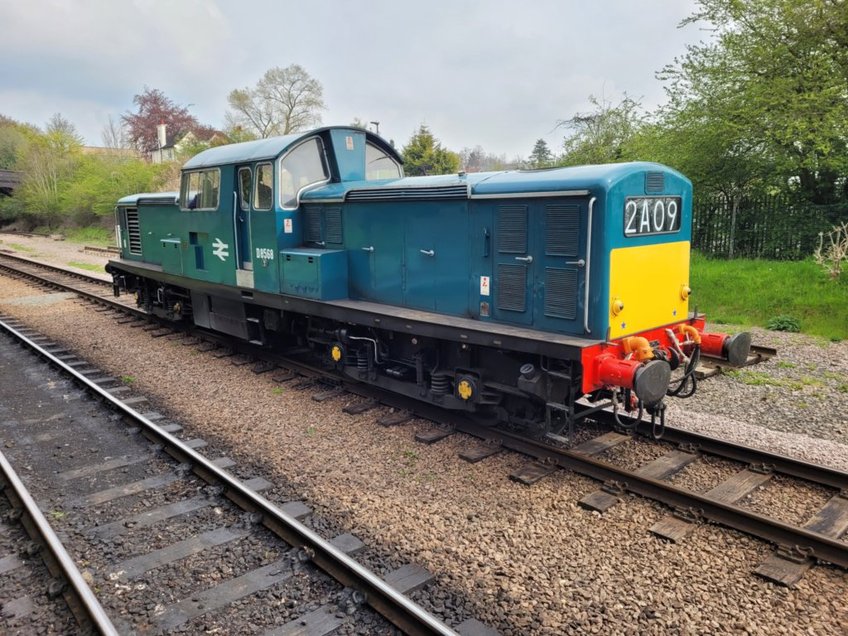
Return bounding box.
[586,409,848,490]
[0,316,457,636]
[0,253,147,320]
[0,451,119,635]
[0,251,112,284]
[4,254,846,571]
[464,426,848,569]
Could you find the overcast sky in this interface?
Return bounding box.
[0,0,703,159]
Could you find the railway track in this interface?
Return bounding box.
[1,252,846,590]
[0,314,488,634]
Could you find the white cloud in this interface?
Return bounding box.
[0,0,699,156]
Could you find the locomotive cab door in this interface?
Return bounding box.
[234,165,253,288]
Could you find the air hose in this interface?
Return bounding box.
[667,344,701,399]
[612,388,643,431]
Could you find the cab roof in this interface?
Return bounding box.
[181,126,402,170]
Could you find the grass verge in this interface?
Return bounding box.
[691,252,847,341]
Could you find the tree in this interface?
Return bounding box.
[46,113,83,147]
[0,115,35,170]
[14,114,84,224]
[401,125,460,176]
[459,146,508,172]
[225,64,326,139]
[528,139,554,168]
[558,94,644,166]
[122,87,201,154]
[101,115,130,151]
[658,0,848,204]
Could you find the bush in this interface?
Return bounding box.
[766,315,801,332]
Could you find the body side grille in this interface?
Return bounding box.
[497,264,527,312]
[497,205,528,253]
[304,208,322,243]
[545,204,579,256]
[324,207,343,244]
[125,208,142,255]
[544,267,578,319]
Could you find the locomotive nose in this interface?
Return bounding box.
[633,360,672,406]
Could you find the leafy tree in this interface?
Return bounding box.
[61,154,168,224]
[223,125,259,144]
[225,64,326,138]
[122,87,205,154]
[558,95,644,166]
[658,0,848,204]
[401,125,460,176]
[528,139,554,168]
[13,115,84,224]
[0,115,36,170]
[46,113,83,147]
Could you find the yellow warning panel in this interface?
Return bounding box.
[608,241,690,339]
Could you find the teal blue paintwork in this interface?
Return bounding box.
[281,248,348,300]
[115,126,692,341]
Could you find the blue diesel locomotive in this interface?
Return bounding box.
[107,126,751,436]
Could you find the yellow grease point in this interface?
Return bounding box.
[331,345,342,362]
[457,379,474,401]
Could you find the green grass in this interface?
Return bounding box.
[3,242,37,253]
[691,252,848,341]
[725,369,824,390]
[67,261,105,272]
[64,226,115,247]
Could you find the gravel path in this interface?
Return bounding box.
[0,237,846,635]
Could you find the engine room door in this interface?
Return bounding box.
[402,202,468,314]
[533,199,588,334]
[235,166,253,287]
[491,202,534,325]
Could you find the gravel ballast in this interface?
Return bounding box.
[0,237,846,634]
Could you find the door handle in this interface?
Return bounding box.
[566,259,586,267]
[420,249,435,257]
[362,246,374,252]
[514,255,533,263]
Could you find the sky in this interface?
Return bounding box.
[0,0,703,160]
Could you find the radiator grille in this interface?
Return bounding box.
[304,208,322,243]
[325,207,343,244]
[544,268,578,319]
[545,204,579,256]
[646,172,665,193]
[125,208,142,255]
[497,205,527,253]
[346,184,468,201]
[497,264,527,312]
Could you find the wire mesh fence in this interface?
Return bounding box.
[692,195,848,260]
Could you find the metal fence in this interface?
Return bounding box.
[692,195,848,260]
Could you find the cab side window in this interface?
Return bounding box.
[180,169,220,210]
[253,163,273,210]
[279,138,329,209]
[365,142,403,180]
[238,167,251,211]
